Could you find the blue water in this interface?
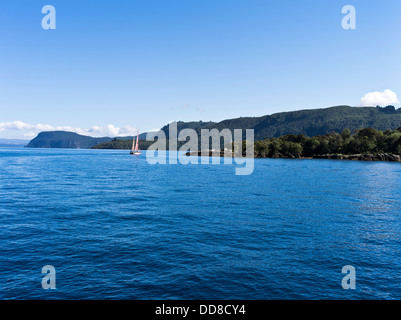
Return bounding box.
[1,148,401,299]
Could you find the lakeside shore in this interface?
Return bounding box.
[186,151,401,162]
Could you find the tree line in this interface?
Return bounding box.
[253,127,401,158]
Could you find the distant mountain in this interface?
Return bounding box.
[0,139,30,147]
[26,131,114,149]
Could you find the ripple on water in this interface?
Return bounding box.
[1,149,401,299]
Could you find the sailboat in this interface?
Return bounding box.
[130,131,141,155]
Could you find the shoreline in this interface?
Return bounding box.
[186,151,401,162]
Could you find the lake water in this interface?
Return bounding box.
[1,148,401,299]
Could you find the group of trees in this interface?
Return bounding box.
[92,138,156,150]
[94,127,401,158]
[253,127,401,158]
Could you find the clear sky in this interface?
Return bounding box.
[0,0,400,138]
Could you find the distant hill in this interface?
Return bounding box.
[26,131,150,149]
[251,105,401,139]
[161,105,401,140]
[26,131,114,149]
[26,105,401,149]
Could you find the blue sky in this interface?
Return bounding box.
[0,0,400,138]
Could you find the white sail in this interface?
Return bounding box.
[131,135,136,151]
[135,131,139,151]
[131,130,141,155]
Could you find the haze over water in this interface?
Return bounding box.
[1,148,401,299]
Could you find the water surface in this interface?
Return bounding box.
[1,148,401,299]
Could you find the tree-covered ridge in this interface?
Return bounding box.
[92,138,155,150]
[161,105,401,140]
[253,127,401,160]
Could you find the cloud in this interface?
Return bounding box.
[360,89,399,106]
[0,121,138,138]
